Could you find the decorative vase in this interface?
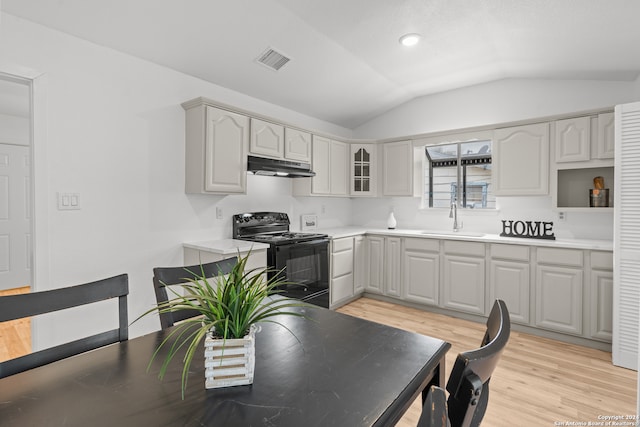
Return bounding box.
[387,212,397,229]
[204,324,257,389]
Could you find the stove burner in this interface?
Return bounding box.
[232,212,327,244]
[246,232,327,244]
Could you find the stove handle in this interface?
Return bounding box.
[277,239,329,249]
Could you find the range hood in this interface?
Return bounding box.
[247,155,315,178]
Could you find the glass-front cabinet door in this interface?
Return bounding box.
[350,143,377,196]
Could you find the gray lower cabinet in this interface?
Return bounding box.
[590,251,613,342]
[365,236,385,294]
[402,238,439,306]
[364,235,402,298]
[330,237,354,307]
[442,240,486,315]
[348,233,611,347]
[384,237,402,298]
[353,236,366,295]
[489,244,530,324]
[535,247,584,335]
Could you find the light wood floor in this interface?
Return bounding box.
[338,298,637,426]
[0,286,31,362]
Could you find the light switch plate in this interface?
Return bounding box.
[58,192,81,210]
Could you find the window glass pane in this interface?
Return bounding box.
[426,143,458,164]
[362,149,370,162]
[460,141,491,158]
[355,148,363,161]
[424,140,494,209]
[462,141,493,209]
[430,165,457,208]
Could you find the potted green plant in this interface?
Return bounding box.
[138,251,306,398]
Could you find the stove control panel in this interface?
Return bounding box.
[232,212,291,239]
[233,212,289,224]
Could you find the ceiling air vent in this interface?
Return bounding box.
[256,47,291,71]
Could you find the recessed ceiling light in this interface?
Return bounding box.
[399,33,421,47]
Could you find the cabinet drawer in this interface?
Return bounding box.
[332,249,354,278]
[331,273,353,304]
[444,240,485,257]
[537,248,583,267]
[405,238,439,252]
[332,237,354,253]
[591,251,613,270]
[491,244,529,262]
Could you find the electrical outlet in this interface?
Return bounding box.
[216,207,223,219]
[558,211,566,222]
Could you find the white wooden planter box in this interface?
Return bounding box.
[204,326,256,388]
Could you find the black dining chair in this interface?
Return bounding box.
[0,274,129,379]
[444,299,510,427]
[152,256,237,329]
[417,385,450,427]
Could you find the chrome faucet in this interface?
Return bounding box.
[449,202,463,232]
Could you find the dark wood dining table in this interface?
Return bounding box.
[0,305,450,427]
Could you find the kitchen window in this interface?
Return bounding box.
[424,140,495,209]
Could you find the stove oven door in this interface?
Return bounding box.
[271,239,329,308]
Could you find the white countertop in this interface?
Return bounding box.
[183,239,269,255]
[315,227,613,251]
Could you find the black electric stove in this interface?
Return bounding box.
[232,212,330,308]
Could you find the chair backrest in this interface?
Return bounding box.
[417,385,450,427]
[0,274,129,379]
[152,256,237,329]
[445,299,510,427]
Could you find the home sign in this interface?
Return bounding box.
[500,220,555,240]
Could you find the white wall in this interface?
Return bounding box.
[354,78,640,140]
[0,13,352,342]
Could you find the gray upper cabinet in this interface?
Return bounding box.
[382,140,413,196]
[284,128,312,163]
[554,116,591,163]
[551,112,615,210]
[493,122,550,196]
[350,144,377,197]
[293,136,348,197]
[184,103,248,194]
[596,112,615,159]
[250,118,284,159]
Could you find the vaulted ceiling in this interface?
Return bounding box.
[3,0,640,128]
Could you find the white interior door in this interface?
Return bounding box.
[0,143,31,291]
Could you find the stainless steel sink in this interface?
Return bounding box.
[420,230,486,238]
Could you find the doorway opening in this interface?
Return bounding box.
[0,73,34,361]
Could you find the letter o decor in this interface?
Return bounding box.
[500,220,555,240]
